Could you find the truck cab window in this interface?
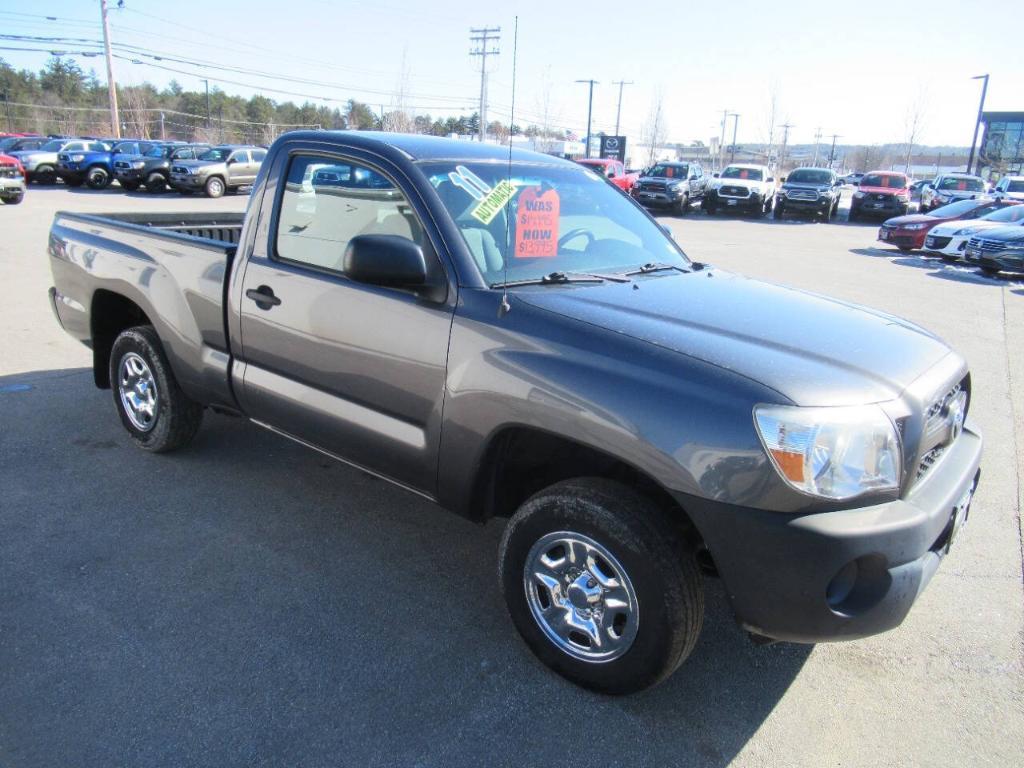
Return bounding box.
[276,154,425,274]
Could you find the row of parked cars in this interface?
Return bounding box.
[0,135,268,198]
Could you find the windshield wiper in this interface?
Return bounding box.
[624,262,689,276]
[491,271,615,289]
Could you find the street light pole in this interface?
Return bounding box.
[0,91,11,132]
[966,74,989,175]
[612,80,633,137]
[202,79,211,129]
[729,113,740,164]
[576,79,598,158]
[828,134,841,169]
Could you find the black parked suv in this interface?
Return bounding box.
[114,143,210,193]
[774,167,842,221]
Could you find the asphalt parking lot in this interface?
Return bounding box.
[1,185,1022,767]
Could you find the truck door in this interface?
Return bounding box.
[234,150,455,496]
[226,149,255,186]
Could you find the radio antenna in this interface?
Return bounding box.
[498,15,518,318]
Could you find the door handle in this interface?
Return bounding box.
[245,285,281,309]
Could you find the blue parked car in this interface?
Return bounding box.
[56,140,162,189]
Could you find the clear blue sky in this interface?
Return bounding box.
[2,0,1021,148]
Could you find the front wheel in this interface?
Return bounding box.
[86,166,111,190]
[109,326,203,452]
[499,478,704,694]
[144,172,167,193]
[1,194,23,205]
[773,203,785,220]
[204,176,225,198]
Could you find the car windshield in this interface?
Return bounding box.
[861,174,906,188]
[787,169,832,185]
[927,199,982,218]
[1006,181,1024,192]
[197,148,230,161]
[0,138,16,151]
[938,176,983,191]
[981,205,1024,223]
[648,164,687,178]
[422,161,689,285]
[721,166,763,181]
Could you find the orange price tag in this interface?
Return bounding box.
[514,187,560,258]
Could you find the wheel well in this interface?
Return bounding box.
[90,290,152,388]
[471,427,703,547]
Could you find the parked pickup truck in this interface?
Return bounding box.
[168,144,267,198]
[631,161,706,214]
[575,158,639,193]
[49,131,983,695]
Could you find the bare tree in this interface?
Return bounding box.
[903,87,929,174]
[640,89,668,168]
[121,87,152,139]
[534,65,561,153]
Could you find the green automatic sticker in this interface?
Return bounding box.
[470,180,516,224]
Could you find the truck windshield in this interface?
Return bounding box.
[937,177,983,192]
[648,164,687,178]
[421,161,689,285]
[861,174,907,188]
[787,169,832,185]
[721,166,763,181]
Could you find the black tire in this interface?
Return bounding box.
[109,326,203,453]
[86,166,111,190]
[704,199,715,215]
[822,203,833,223]
[499,477,704,695]
[773,203,785,220]
[676,193,690,216]
[204,176,225,198]
[144,172,167,193]
[120,181,140,192]
[1,194,23,205]
[33,164,57,185]
[898,246,913,253]
[848,207,859,222]
[761,196,773,217]
[980,266,1000,277]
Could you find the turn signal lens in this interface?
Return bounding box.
[754,404,902,500]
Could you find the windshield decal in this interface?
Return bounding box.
[471,179,517,224]
[514,187,560,258]
[448,164,491,201]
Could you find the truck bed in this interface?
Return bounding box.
[48,210,244,410]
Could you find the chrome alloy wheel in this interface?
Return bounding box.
[118,352,158,431]
[524,531,639,662]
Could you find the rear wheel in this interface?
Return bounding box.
[1,194,23,205]
[980,266,1000,277]
[33,164,57,185]
[499,477,704,694]
[204,176,225,198]
[109,326,203,453]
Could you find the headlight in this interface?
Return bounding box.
[953,227,978,236]
[853,191,865,199]
[69,154,85,162]
[753,404,901,500]
[132,161,145,169]
[902,223,928,230]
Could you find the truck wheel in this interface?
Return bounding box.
[822,203,833,223]
[34,164,57,185]
[676,193,690,216]
[145,172,167,193]
[704,200,715,215]
[499,477,704,694]
[109,326,203,453]
[2,194,23,205]
[204,176,225,198]
[979,266,1000,277]
[848,207,859,222]
[773,202,785,220]
[86,166,111,190]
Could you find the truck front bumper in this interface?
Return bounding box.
[0,177,25,198]
[679,424,983,643]
[169,173,205,190]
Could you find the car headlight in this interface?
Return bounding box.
[953,227,979,236]
[132,161,145,169]
[902,223,928,230]
[754,404,901,500]
[69,154,85,162]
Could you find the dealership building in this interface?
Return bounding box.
[978,111,1024,178]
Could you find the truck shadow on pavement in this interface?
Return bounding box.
[0,368,811,767]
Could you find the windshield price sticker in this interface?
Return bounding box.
[514,186,560,258]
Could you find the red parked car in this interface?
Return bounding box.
[576,158,639,192]
[0,152,26,205]
[877,198,1013,251]
[848,171,911,221]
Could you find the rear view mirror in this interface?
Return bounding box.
[344,235,427,287]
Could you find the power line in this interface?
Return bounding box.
[469,26,500,142]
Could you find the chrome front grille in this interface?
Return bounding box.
[0,165,19,179]
[924,380,965,435]
[967,236,1006,254]
[786,189,817,201]
[719,185,750,198]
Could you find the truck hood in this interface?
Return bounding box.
[714,177,766,190]
[514,269,951,406]
[171,159,222,171]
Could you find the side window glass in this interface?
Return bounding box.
[276,154,425,274]
[252,149,267,162]
[230,151,249,164]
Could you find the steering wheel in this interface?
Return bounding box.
[558,228,595,250]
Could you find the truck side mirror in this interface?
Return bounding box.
[344,235,427,287]
[768,176,776,183]
[712,172,720,178]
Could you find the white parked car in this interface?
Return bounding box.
[920,172,986,211]
[703,163,776,216]
[923,203,1024,260]
[992,175,1024,203]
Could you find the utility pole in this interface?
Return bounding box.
[159,111,165,140]
[729,113,740,164]
[827,134,841,169]
[202,79,211,129]
[576,79,598,157]
[811,126,822,167]
[99,0,121,139]
[779,123,794,173]
[612,80,633,137]
[469,27,500,143]
[0,90,11,132]
[718,109,729,172]
[966,74,989,175]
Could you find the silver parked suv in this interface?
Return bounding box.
[168,145,267,198]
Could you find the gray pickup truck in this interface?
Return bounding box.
[48,132,982,694]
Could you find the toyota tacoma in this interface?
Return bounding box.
[48,132,983,694]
